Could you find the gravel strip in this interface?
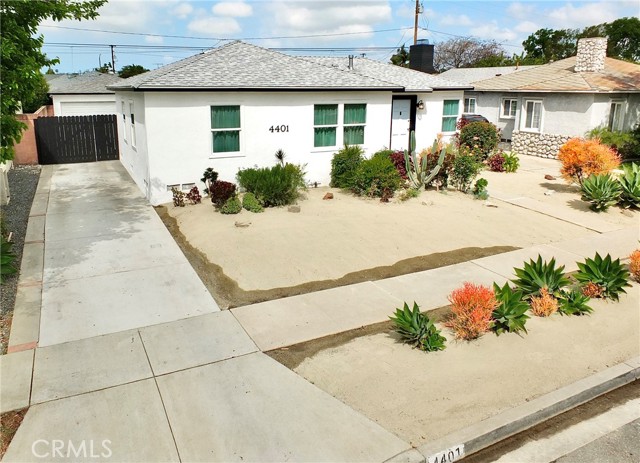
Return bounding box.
[1,165,41,353]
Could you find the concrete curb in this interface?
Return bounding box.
[384,357,639,463]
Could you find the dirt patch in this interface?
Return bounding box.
[267,305,452,370]
[1,408,27,459]
[155,205,516,308]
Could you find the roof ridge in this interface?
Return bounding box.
[294,55,400,88]
[125,48,215,88]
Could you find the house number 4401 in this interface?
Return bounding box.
[269,125,289,133]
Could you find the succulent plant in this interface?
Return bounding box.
[558,288,593,316]
[171,187,185,207]
[580,173,622,212]
[512,255,571,298]
[389,302,446,352]
[575,253,631,301]
[491,282,530,335]
[618,162,640,209]
[404,132,446,190]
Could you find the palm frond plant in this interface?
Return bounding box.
[580,173,622,212]
[512,255,571,298]
[574,253,631,301]
[557,288,593,316]
[618,162,640,209]
[491,282,530,335]
[389,302,446,352]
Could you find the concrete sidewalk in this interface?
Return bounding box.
[2,160,638,462]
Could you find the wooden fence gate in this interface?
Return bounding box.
[35,115,119,164]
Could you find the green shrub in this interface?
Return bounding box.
[618,162,640,209]
[1,234,17,284]
[503,151,520,173]
[580,173,622,212]
[352,155,401,199]
[398,188,420,201]
[237,163,306,207]
[459,121,499,159]
[557,288,593,316]
[330,145,364,188]
[389,302,446,352]
[242,192,264,213]
[423,149,455,188]
[586,126,638,161]
[491,283,530,335]
[473,178,489,199]
[512,255,570,298]
[575,253,631,301]
[220,196,242,214]
[451,154,482,192]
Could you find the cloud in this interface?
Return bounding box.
[470,21,518,42]
[507,2,536,20]
[514,21,538,34]
[546,2,620,28]
[266,1,392,41]
[187,17,241,36]
[212,1,253,17]
[172,3,193,19]
[439,14,472,27]
[145,35,164,44]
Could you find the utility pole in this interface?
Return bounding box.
[413,0,420,45]
[110,45,116,74]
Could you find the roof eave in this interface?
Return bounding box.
[113,85,404,92]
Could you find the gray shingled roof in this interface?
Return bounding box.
[47,71,124,94]
[304,56,471,91]
[109,41,403,91]
[438,66,538,85]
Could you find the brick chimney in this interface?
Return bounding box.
[574,37,607,72]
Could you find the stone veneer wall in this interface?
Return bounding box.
[511,131,572,159]
[575,37,607,72]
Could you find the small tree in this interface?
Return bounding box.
[118,64,149,79]
[558,138,621,185]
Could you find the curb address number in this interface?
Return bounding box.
[427,444,464,463]
[269,125,289,133]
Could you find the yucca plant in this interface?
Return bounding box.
[389,302,446,352]
[580,173,622,212]
[574,253,631,301]
[491,282,530,335]
[404,132,446,190]
[512,255,571,298]
[1,235,18,284]
[557,288,593,316]
[618,162,640,209]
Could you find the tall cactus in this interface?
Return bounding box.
[404,131,446,189]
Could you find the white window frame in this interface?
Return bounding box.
[210,105,243,158]
[441,99,460,134]
[343,103,367,146]
[121,101,127,143]
[313,103,340,149]
[608,100,624,131]
[501,98,518,119]
[463,97,476,114]
[129,101,136,149]
[521,99,543,132]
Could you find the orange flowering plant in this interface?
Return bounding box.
[558,138,621,185]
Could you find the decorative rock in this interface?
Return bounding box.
[544,190,555,196]
[323,193,334,200]
[544,174,556,180]
[288,205,301,213]
[421,201,434,206]
[234,221,251,228]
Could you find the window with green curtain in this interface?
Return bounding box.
[314,104,338,147]
[343,104,366,145]
[441,99,459,132]
[211,105,240,152]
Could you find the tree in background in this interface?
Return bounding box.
[433,38,508,72]
[522,28,579,63]
[118,64,149,79]
[20,73,50,114]
[389,44,410,67]
[581,17,640,62]
[95,62,113,74]
[0,0,106,162]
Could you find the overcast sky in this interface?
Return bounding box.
[39,0,639,74]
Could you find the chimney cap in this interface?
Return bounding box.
[416,39,430,45]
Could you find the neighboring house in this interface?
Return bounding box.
[439,65,538,115]
[46,71,124,116]
[108,41,470,205]
[462,38,640,158]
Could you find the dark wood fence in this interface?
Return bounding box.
[35,115,119,164]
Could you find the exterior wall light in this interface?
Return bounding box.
[416,100,425,110]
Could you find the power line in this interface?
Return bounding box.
[40,24,410,41]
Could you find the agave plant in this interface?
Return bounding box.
[1,235,17,284]
[512,255,571,298]
[574,253,631,301]
[580,173,622,212]
[557,288,593,316]
[404,132,446,190]
[491,282,529,335]
[618,162,640,209]
[389,302,446,352]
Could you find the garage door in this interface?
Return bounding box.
[59,101,116,116]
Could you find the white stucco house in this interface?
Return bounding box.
[108,41,470,205]
[447,38,640,158]
[46,71,123,116]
